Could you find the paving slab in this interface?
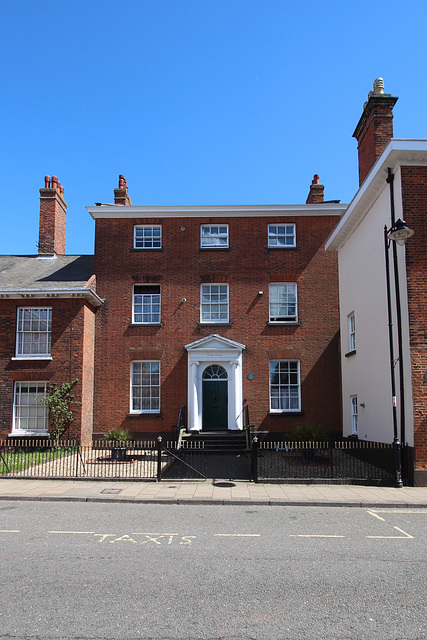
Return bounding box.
[1,477,427,506]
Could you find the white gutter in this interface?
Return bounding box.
[0,288,104,307]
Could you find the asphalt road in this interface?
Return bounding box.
[1,502,426,640]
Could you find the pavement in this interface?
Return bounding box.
[1,477,427,506]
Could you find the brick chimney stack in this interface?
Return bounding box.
[306,174,324,204]
[114,174,132,205]
[353,78,398,186]
[38,175,67,255]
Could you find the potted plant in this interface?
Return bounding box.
[104,428,133,461]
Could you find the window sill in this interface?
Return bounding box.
[11,356,52,361]
[266,246,297,251]
[129,323,163,328]
[9,431,49,437]
[268,411,304,416]
[199,247,230,252]
[345,350,356,358]
[126,412,162,418]
[198,322,231,327]
[267,321,300,326]
[130,248,163,252]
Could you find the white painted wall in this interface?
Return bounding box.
[337,168,413,445]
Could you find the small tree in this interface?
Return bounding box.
[42,379,79,445]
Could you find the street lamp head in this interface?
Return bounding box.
[388,219,415,245]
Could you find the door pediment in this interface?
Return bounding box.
[185,334,245,353]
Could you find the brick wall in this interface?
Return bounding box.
[93,214,341,438]
[401,166,427,467]
[0,298,96,441]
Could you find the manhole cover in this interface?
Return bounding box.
[213,481,235,488]
[100,488,123,495]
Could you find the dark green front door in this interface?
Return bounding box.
[202,380,228,431]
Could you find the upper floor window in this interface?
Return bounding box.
[268,224,296,248]
[134,225,162,249]
[133,285,161,324]
[13,381,48,433]
[16,308,52,357]
[200,284,229,323]
[269,283,298,323]
[269,360,301,412]
[200,225,229,248]
[348,313,356,352]
[131,361,160,413]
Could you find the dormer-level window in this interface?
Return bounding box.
[134,225,162,249]
[16,308,52,357]
[268,224,296,248]
[200,225,229,248]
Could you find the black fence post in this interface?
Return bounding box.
[251,436,258,483]
[157,436,163,482]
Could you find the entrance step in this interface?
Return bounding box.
[181,431,249,453]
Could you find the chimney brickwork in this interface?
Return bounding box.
[353,78,398,186]
[306,174,324,204]
[114,174,132,205]
[38,175,67,255]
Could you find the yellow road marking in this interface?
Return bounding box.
[214,534,261,537]
[0,529,20,533]
[49,530,95,534]
[367,526,414,539]
[367,510,386,522]
[370,509,427,515]
[289,535,345,538]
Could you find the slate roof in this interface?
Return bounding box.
[0,255,95,291]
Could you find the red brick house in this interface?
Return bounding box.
[88,176,345,439]
[0,177,102,445]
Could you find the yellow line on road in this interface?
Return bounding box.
[49,530,95,535]
[367,510,386,522]
[0,530,20,533]
[214,534,261,537]
[289,535,345,538]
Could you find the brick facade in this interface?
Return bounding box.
[401,166,427,468]
[92,208,342,439]
[0,298,97,445]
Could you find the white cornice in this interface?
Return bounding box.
[0,288,103,307]
[326,139,427,252]
[87,203,346,220]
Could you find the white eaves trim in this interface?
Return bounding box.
[326,139,427,252]
[0,288,104,307]
[87,203,346,220]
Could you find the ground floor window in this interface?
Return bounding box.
[351,395,358,434]
[13,382,48,433]
[269,360,300,412]
[131,361,160,413]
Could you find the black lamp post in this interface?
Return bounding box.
[384,210,414,488]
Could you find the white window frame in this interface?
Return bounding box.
[348,313,356,352]
[16,307,52,358]
[200,284,229,323]
[269,360,301,412]
[351,395,358,435]
[200,224,229,248]
[133,285,161,324]
[134,225,162,249]
[12,381,49,435]
[130,361,160,413]
[269,283,298,323]
[268,224,296,248]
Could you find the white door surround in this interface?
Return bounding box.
[184,334,245,431]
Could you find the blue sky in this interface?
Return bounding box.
[1,0,426,256]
